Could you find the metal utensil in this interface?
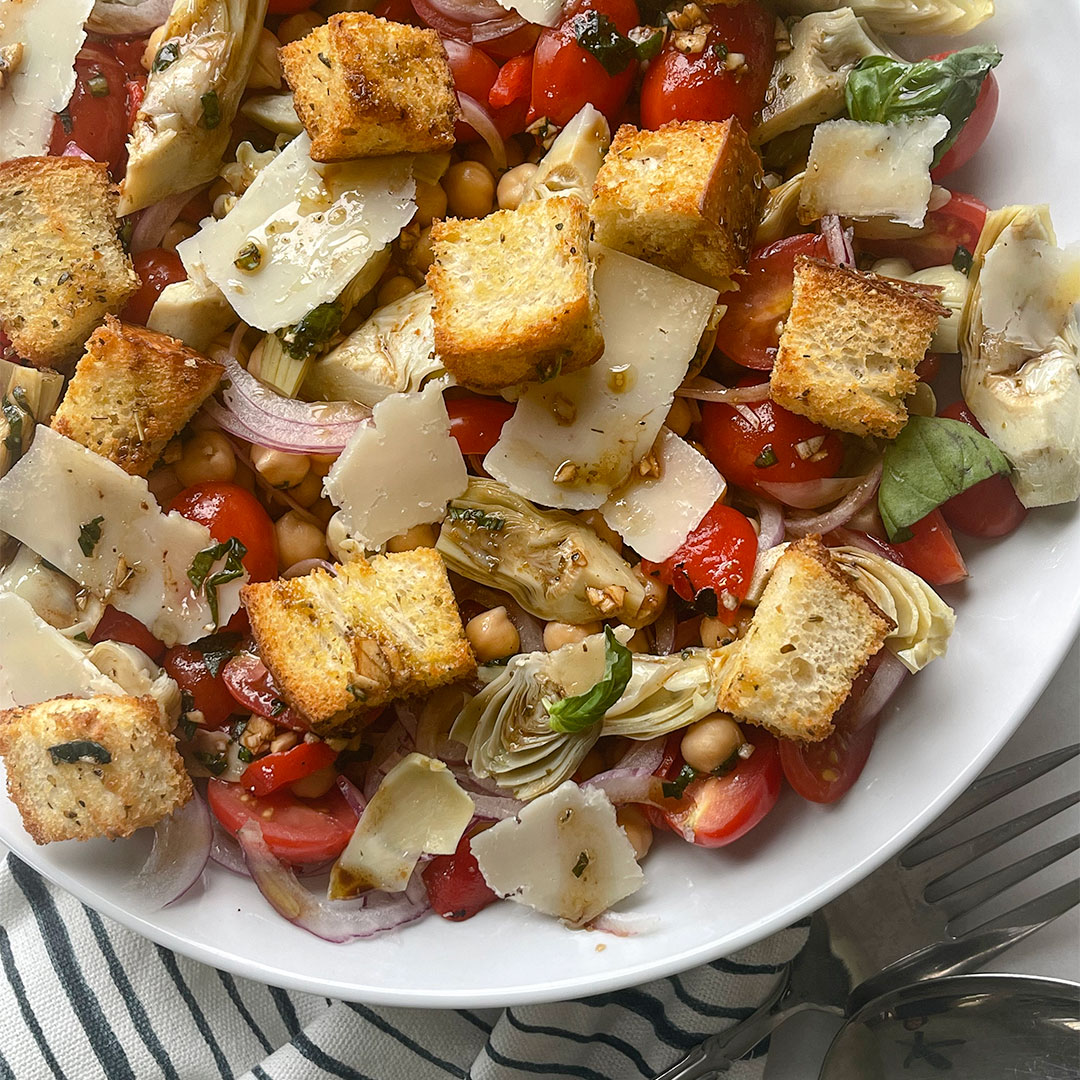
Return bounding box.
[651,743,1080,1080]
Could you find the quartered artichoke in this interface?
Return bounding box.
[960,205,1080,508]
[520,104,611,206]
[436,478,650,625]
[773,0,993,37]
[757,171,804,246]
[120,0,269,215]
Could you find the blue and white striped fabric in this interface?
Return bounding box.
[0,854,808,1080]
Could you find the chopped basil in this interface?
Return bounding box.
[57,108,73,135]
[878,415,1011,541]
[48,740,111,765]
[180,717,198,740]
[236,745,255,764]
[234,241,262,273]
[545,627,632,734]
[633,27,665,62]
[73,631,90,644]
[118,217,134,253]
[77,516,105,557]
[845,45,1002,167]
[152,41,180,73]
[692,587,719,618]
[2,391,26,459]
[754,444,778,469]
[230,716,249,740]
[87,72,109,97]
[196,751,228,776]
[571,851,590,878]
[200,90,222,130]
[270,698,288,716]
[662,763,697,799]
[571,11,663,76]
[952,244,973,274]
[712,41,729,61]
[192,630,243,678]
[447,506,506,532]
[187,537,247,624]
[712,749,740,777]
[277,302,343,361]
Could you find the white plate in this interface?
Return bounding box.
[1,0,1077,1009]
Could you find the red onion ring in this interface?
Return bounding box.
[847,650,909,732]
[653,602,676,655]
[785,460,883,539]
[471,12,528,40]
[757,475,865,510]
[418,0,516,26]
[675,378,770,404]
[614,736,665,774]
[88,0,173,34]
[129,186,203,255]
[209,819,250,877]
[59,142,94,161]
[127,790,212,908]
[469,793,524,820]
[821,214,855,266]
[283,558,336,579]
[584,769,691,811]
[456,93,507,171]
[336,774,368,817]
[750,495,785,551]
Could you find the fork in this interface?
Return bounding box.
[651,743,1080,1080]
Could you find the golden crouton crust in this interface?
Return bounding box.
[242,548,475,736]
[0,695,192,844]
[280,14,460,161]
[590,119,764,290]
[50,317,223,476]
[428,196,604,391]
[770,257,948,439]
[717,536,893,742]
[0,157,139,367]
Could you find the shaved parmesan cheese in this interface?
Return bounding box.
[471,781,644,926]
[799,116,948,228]
[485,246,719,510]
[328,753,474,898]
[0,0,95,161]
[177,132,415,331]
[323,383,468,549]
[495,0,563,26]
[0,429,244,645]
[601,430,726,562]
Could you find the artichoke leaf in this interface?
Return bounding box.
[757,171,804,246]
[120,0,270,215]
[772,0,993,37]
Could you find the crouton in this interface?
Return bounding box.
[717,536,893,742]
[50,317,223,476]
[279,13,460,162]
[428,196,603,391]
[590,119,764,290]
[0,694,191,844]
[242,548,475,736]
[770,257,948,439]
[0,158,139,367]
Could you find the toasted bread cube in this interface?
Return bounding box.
[590,119,764,290]
[717,536,893,742]
[279,13,460,161]
[50,317,223,476]
[428,196,603,391]
[0,695,192,844]
[0,158,139,367]
[242,548,475,736]
[770,257,947,439]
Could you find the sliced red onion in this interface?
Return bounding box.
[758,475,864,510]
[584,769,689,811]
[675,378,770,404]
[283,558,336,579]
[750,495,785,551]
[238,823,429,942]
[88,0,173,34]
[587,910,662,936]
[847,650,909,732]
[59,142,94,161]
[129,187,202,254]
[821,214,855,266]
[336,774,367,817]
[210,820,250,877]
[417,0,515,26]
[653,601,676,655]
[469,793,524,820]
[614,736,665,774]
[127,791,212,908]
[457,93,507,171]
[470,12,528,40]
[785,461,883,539]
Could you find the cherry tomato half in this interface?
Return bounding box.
[208,779,358,865]
[855,509,967,586]
[241,741,339,797]
[221,650,309,730]
[641,501,758,623]
[442,38,500,140]
[445,395,515,454]
[639,0,775,132]
[162,644,239,728]
[120,249,187,326]
[90,605,166,663]
[937,401,1027,538]
[862,192,988,272]
[422,831,500,921]
[929,52,999,181]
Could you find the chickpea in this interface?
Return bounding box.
[413,181,447,228]
[680,714,744,774]
[496,162,539,211]
[577,509,622,552]
[665,396,695,438]
[377,275,416,307]
[251,444,310,489]
[308,452,339,477]
[326,510,362,563]
[466,607,520,663]
[700,615,737,649]
[289,470,325,508]
[309,497,337,526]
[385,523,437,552]
[175,430,237,487]
[443,161,495,219]
[162,221,197,254]
[616,805,653,861]
[290,763,337,799]
[406,226,436,276]
[278,11,324,44]
[275,510,330,571]
[543,620,602,651]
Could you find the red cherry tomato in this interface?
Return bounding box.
[490,53,532,109]
[916,353,942,383]
[241,741,339,797]
[90,605,166,663]
[639,1,774,132]
[530,0,638,127]
[208,779,358,865]
[641,501,758,623]
[269,0,319,12]
[937,401,1027,538]
[422,831,499,920]
[445,395,515,454]
[862,509,966,586]
[49,43,131,176]
[650,725,781,847]
[713,233,830,370]
[442,38,500,140]
[120,249,187,326]
[221,651,309,730]
[162,644,240,728]
[779,653,883,803]
[700,395,845,495]
[928,52,998,181]
[863,192,988,271]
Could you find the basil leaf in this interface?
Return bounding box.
[78,516,105,557]
[188,537,247,624]
[48,740,111,765]
[545,627,632,734]
[845,45,1002,167]
[572,11,636,76]
[192,631,243,677]
[879,415,1011,542]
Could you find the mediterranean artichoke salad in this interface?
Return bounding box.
[0,0,1077,942]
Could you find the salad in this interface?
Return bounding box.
[0,0,1077,944]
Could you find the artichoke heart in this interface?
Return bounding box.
[436,478,648,625]
[773,0,993,37]
[120,0,270,215]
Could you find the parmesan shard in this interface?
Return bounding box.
[494,0,564,26]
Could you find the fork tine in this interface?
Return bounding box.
[926,833,1080,919]
[902,744,1080,857]
[901,789,1080,868]
[949,877,1080,939]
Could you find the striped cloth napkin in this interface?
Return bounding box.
[0,853,808,1080]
